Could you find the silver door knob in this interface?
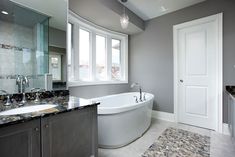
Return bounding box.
[180,80,183,83]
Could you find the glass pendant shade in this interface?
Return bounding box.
[120,13,129,29]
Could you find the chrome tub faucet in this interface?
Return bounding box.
[131,82,143,102]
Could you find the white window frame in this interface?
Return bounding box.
[68,11,128,87]
[49,53,62,82]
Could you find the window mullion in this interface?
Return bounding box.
[73,24,80,81]
[91,31,96,81]
[107,36,112,80]
[71,26,74,81]
[121,39,125,80]
[124,37,128,81]
[68,22,74,81]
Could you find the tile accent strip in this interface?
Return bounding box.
[0,43,33,52]
[0,74,45,80]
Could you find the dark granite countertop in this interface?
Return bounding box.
[0,90,99,128]
[226,86,235,99]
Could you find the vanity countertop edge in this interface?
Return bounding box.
[0,90,99,128]
[226,86,235,100]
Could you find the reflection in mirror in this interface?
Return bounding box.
[0,0,49,94]
[0,0,67,94]
[49,46,67,90]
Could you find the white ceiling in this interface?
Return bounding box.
[121,0,206,20]
[10,0,67,31]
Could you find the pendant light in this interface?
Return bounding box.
[120,0,129,29]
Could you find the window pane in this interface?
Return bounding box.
[49,54,61,81]
[68,23,72,65]
[79,29,90,80]
[96,35,106,80]
[67,23,72,80]
[112,39,121,80]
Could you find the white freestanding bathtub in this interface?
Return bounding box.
[91,92,154,148]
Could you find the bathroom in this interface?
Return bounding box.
[0,0,235,157]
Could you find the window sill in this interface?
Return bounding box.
[68,80,128,87]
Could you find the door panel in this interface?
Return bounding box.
[41,106,98,157]
[0,119,40,157]
[177,16,218,130]
[185,86,207,116]
[186,30,207,75]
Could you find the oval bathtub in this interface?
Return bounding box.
[91,92,154,148]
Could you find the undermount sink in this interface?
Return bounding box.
[0,104,57,116]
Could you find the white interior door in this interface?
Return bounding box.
[174,14,222,130]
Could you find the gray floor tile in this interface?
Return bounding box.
[98,119,235,157]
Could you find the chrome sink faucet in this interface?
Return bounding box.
[131,83,142,102]
[31,88,46,103]
[0,90,11,106]
[19,93,27,106]
[16,75,29,106]
[16,75,29,93]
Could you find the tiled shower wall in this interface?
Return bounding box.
[0,20,44,93]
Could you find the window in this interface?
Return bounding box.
[49,54,62,81]
[67,23,73,81]
[79,28,91,80]
[68,13,128,86]
[96,35,107,80]
[112,39,121,80]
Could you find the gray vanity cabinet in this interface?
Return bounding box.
[228,94,235,137]
[41,106,98,157]
[228,94,233,135]
[0,105,98,157]
[0,119,41,157]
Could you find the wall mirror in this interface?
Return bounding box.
[0,0,67,94]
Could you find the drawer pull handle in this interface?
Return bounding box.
[34,127,39,131]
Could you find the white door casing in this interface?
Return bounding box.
[174,13,223,131]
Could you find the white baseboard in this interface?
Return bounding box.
[222,123,231,136]
[152,110,175,122]
[152,111,230,136]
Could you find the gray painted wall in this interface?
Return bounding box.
[129,0,235,122]
[49,28,67,83]
[99,0,144,30]
[69,84,129,98]
[49,27,66,48]
[69,0,144,35]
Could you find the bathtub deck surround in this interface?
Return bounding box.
[91,92,154,148]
